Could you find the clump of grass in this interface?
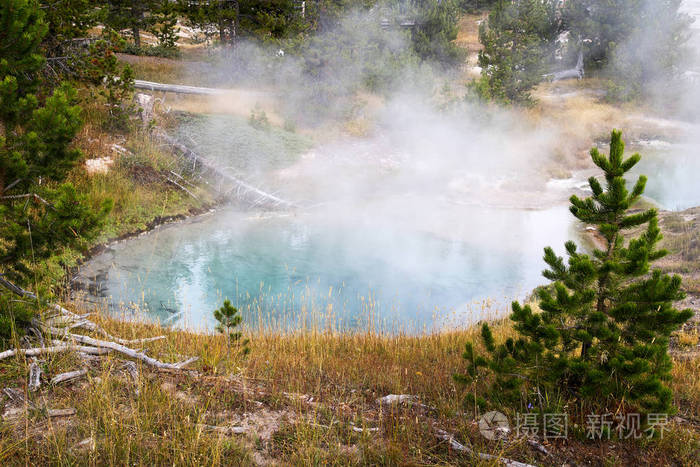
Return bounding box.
[677,330,699,349]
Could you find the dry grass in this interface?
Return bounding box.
[455,13,487,82]
[0,300,698,465]
[117,53,188,84]
[455,13,485,52]
[116,51,213,85]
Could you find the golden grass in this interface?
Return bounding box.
[455,13,486,53]
[0,298,698,465]
[455,13,487,82]
[117,53,188,84]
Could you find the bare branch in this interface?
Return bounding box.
[0,344,110,361]
[0,193,52,206]
[66,333,197,370]
[51,369,88,385]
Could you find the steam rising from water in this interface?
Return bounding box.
[79,4,700,332]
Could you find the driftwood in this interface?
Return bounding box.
[51,369,88,385]
[28,359,42,392]
[435,429,535,467]
[134,80,225,96]
[48,408,77,417]
[157,132,298,211]
[66,333,198,370]
[0,344,113,361]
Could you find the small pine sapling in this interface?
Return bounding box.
[214,299,250,357]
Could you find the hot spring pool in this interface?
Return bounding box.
[77,201,574,332]
[75,112,700,333]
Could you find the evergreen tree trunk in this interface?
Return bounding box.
[132,26,141,48]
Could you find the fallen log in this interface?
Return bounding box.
[376,394,435,411]
[544,50,584,82]
[51,369,88,385]
[48,408,77,417]
[350,424,379,433]
[1,275,159,346]
[50,325,166,346]
[0,275,105,335]
[66,333,197,370]
[134,80,225,96]
[74,437,95,451]
[166,177,200,200]
[0,344,113,361]
[198,424,247,435]
[527,438,549,456]
[157,132,298,210]
[3,387,36,409]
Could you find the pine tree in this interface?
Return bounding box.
[456,130,693,415]
[0,0,112,341]
[39,0,100,55]
[214,299,250,356]
[79,30,135,131]
[179,0,239,46]
[0,0,47,132]
[473,0,558,105]
[105,0,156,48]
[411,0,464,66]
[151,0,180,50]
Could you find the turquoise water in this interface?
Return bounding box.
[82,202,573,332]
[629,140,700,211]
